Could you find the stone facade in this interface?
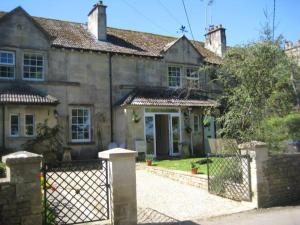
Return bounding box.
[0,151,42,225]
[0,3,222,158]
[0,8,110,158]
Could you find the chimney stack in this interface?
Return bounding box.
[204,25,226,58]
[88,1,107,41]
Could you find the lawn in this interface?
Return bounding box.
[152,157,211,175]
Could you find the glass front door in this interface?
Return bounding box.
[170,116,180,156]
[145,116,155,155]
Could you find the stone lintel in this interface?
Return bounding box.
[98,148,138,160]
[2,151,42,165]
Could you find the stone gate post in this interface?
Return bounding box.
[99,148,138,225]
[239,141,269,208]
[0,151,42,225]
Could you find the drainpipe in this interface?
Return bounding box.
[2,105,5,150]
[188,108,193,156]
[109,53,114,142]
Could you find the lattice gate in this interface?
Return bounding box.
[42,159,110,225]
[207,152,252,202]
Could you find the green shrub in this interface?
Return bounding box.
[262,112,300,153]
[0,162,6,178]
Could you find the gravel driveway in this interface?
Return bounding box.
[136,169,255,222]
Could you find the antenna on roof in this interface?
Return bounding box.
[203,0,215,28]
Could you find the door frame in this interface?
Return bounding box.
[144,108,182,157]
[169,114,181,156]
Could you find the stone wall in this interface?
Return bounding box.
[259,154,300,207]
[0,151,42,225]
[240,141,300,208]
[137,164,208,190]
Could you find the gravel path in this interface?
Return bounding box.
[136,169,255,221]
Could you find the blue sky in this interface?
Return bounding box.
[1,0,299,46]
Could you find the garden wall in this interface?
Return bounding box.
[137,164,208,190]
[259,154,300,207]
[240,142,300,208]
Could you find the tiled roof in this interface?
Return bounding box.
[0,10,221,64]
[0,83,59,105]
[121,88,217,107]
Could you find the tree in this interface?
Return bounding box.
[217,41,298,142]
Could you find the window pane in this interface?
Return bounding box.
[26,115,34,124]
[168,67,181,87]
[71,108,90,142]
[23,53,44,80]
[0,51,14,64]
[10,115,19,136]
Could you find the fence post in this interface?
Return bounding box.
[1,151,42,225]
[239,141,269,208]
[99,148,138,225]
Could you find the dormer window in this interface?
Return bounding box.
[168,66,181,88]
[23,53,44,80]
[0,51,15,79]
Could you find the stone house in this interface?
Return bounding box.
[0,2,225,159]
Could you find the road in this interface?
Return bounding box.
[197,206,300,225]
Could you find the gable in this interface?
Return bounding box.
[0,7,51,49]
[163,36,204,65]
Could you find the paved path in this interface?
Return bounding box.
[198,206,300,225]
[136,170,255,222]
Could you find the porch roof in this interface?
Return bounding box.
[0,83,59,105]
[121,88,217,107]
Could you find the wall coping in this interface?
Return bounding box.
[98,148,138,160]
[2,151,42,165]
[238,141,267,150]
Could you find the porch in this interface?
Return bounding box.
[118,87,218,158]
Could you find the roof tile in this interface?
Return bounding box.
[121,88,217,107]
[0,10,221,63]
[0,83,59,105]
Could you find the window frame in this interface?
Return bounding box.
[25,114,35,137]
[10,114,20,137]
[22,53,45,81]
[0,50,15,80]
[70,107,92,143]
[186,67,200,89]
[193,114,201,133]
[168,66,182,88]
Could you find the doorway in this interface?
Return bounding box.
[155,115,169,157]
[144,111,181,157]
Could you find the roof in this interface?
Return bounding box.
[0,83,59,105]
[121,88,218,107]
[0,8,221,64]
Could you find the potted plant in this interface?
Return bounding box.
[145,155,153,166]
[190,161,198,174]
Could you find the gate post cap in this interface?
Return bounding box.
[2,151,42,165]
[238,141,267,150]
[98,148,138,160]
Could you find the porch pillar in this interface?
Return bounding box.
[99,148,138,225]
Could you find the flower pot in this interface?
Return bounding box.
[146,160,152,166]
[191,167,198,174]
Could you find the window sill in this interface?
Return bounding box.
[67,141,95,146]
